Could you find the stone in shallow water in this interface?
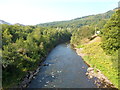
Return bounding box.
[52,76,55,78]
[57,71,62,73]
[44,85,47,87]
[39,80,42,82]
[57,71,59,73]
[59,71,62,73]
[51,72,54,75]
[42,77,44,79]
[82,66,85,69]
[46,81,49,83]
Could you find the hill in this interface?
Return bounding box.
[37,10,115,29]
[0,20,11,25]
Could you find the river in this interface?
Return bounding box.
[28,43,97,88]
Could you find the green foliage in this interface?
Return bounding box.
[70,25,94,45]
[70,10,114,46]
[2,28,12,45]
[2,9,116,88]
[37,10,114,30]
[76,45,84,48]
[69,9,119,88]
[2,24,71,87]
[101,9,120,54]
[81,41,118,88]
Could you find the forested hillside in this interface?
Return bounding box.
[70,9,119,88]
[37,10,115,29]
[2,24,71,87]
[0,20,11,25]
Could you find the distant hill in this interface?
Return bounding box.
[0,20,25,26]
[14,23,25,26]
[0,8,117,27]
[0,20,11,25]
[37,9,115,29]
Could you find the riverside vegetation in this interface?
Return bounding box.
[70,9,120,88]
[2,8,119,88]
[2,25,71,87]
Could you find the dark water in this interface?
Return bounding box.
[28,43,96,88]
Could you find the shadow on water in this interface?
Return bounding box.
[28,43,97,88]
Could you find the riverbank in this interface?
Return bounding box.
[18,42,71,88]
[18,39,118,88]
[73,36,118,89]
[18,62,51,88]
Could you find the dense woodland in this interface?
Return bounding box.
[2,25,71,87]
[1,8,119,88]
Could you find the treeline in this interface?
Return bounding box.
[37,10,114,29]
[2,24,71,87]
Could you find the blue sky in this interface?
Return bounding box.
[0,0,119,25]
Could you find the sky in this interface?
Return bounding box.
[0,0,119,25]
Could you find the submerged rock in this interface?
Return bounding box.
[52,76,55,78]
[44,85,47,87]
[57,70,62,73]
[46,81,50,83]
[82,66,85,69]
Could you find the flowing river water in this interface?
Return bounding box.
[28,43,97,88]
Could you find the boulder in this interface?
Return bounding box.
[87,67,94,72]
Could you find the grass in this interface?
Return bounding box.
[76,45,84,48]
[77,37,118,88]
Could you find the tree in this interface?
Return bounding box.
[101,9,120,54]
[2,28,12,46]
[70,25,94,45]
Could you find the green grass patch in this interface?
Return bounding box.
[80,41,118,88]
[76,45,84,48]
